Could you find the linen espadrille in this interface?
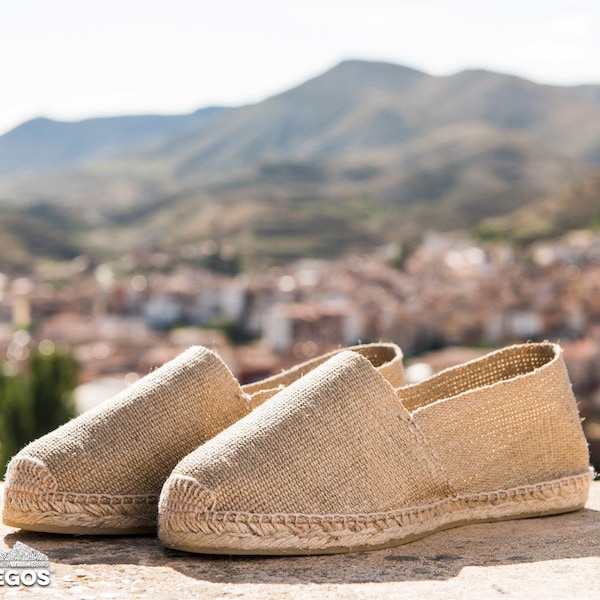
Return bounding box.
[158,341,593,555]
[2,342,403,535]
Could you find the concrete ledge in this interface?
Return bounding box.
[1,482,600,599]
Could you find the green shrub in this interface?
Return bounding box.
[0,348,78,476]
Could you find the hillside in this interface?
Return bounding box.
[1,60,600,271]
[0,204,84,270]
[0,107,226,178]
[570,85,600,107]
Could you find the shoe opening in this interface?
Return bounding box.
[401,343,557,412]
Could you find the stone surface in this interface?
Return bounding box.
[1,482,599,599]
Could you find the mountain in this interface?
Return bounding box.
[1,60,600,271]
[0,107,227,178]
[161,60,430,177]
[126,61,600,183]
[0,203,83,270]
[569,84,600,106]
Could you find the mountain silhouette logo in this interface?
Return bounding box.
[0,542,49,568]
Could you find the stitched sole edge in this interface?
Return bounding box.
[2,489,159,535]
[158,470,593,555]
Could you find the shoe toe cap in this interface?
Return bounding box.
[4,455,58,495]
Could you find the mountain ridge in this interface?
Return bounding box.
[1,59,600,271]
[0,107,228,178]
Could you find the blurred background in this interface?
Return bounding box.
[2,0,600,472]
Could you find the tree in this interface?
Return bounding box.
[0,348,78,476]
[0,372,32,476]
[27,349,78,440]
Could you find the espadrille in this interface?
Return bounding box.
[2,342,403,535]
[158,342,593,555]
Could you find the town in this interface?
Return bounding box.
[2,229,600,467]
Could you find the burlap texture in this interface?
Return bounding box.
[5,343,403,498]
[411,343,590,492]
[166,351,452,515]
[243,343,404,407]
[159,342,591,553]
[8,346,248,496]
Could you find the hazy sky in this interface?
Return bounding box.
[1,0,599,135]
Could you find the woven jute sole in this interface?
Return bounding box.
[2,490,159,535]
[159,470,593,555]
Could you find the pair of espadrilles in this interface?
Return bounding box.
[2,341,593,555]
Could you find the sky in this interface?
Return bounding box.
[1,0,600,135]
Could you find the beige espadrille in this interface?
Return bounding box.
[2,343,403,535]
[158,342,593,555]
